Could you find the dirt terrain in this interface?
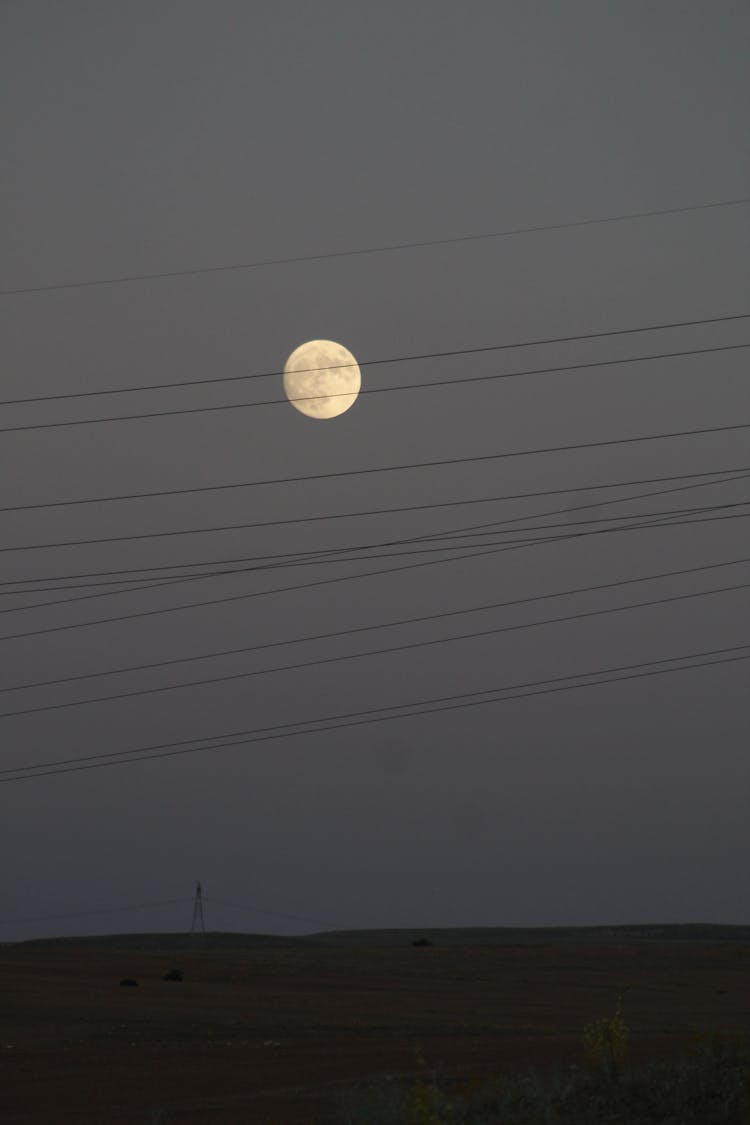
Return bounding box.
[2,937,749,1123]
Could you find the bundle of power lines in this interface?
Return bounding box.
[1,196,749,784]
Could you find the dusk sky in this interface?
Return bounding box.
[1,1,749,942]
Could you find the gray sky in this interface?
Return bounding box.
[1,1,749,941]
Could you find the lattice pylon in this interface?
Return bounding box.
[190,881,205,934]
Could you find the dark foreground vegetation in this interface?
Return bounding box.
[340,1035,750,1125]
[3,937,749,1122]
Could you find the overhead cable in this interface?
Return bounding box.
[3,194,748,298]
[1,341,747,434]
[0,898,191,927]
[1,578,747,722]
[2,463,748,562]
[1,506,749,645]
[2,493,749,620]
[0,310,746,406]
[3,418,750,515]
[202,896,348,931]
[2,553,748,699]
[4,641,749,782]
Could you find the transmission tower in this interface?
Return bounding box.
[190,881,206,934]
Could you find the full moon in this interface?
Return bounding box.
[283,339,361,419]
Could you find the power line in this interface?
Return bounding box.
[203,896,347,931]
[0,539,515,643]
[0,571,225,615]
[0,898,191,927]
[404,498,750,548]
[1,483,745,627]
[0,310,747,407]
[1,341,747,434]
[0,571,202,598]
[2,507,748,645]
[2,493,748,620]
[3,194,748,298]
[1,468,745,607]
[3,418,749,515]
[1,577,746,723]
[1,466,746,608]
[2,553,748,699]
[0,894,345,934]
[4,641,748,782]
[3,463,748,563]
[0,473,746,606]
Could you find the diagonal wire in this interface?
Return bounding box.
[0,310,746,406]
[1,507,750,644]
[0,577,747,722]
[4,642,749,781]
[3,194,748,297]
[2,419,749,516]
[0,341,748,433]
[0,552,747,699]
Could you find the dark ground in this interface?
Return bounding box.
[2,931,749,1123]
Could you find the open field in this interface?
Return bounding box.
[2,930,750,1123]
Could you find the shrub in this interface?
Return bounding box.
[581,995,629,1079]
[337,1040,750,1124]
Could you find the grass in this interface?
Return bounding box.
[338,1035,750,1124]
